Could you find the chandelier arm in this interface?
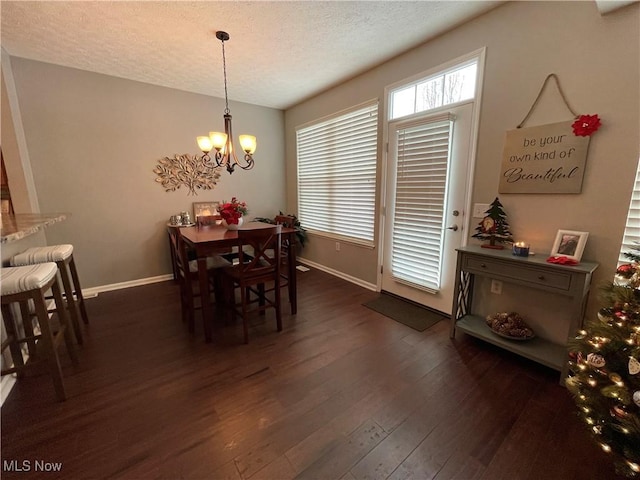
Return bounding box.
[213,151,225,167]
[238,155,255,170]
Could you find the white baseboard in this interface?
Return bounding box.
[82,274,174,298]
[82,264,377,298]
[296,257,377,292]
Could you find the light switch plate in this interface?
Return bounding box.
[473,203,490,218]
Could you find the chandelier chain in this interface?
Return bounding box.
[221,38,230,115]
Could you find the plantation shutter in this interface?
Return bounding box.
[620,159,640,263]
[391,114,454,291]
[296,102,378,244]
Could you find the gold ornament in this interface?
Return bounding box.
[629,357,640,375]
[609,373,622,383]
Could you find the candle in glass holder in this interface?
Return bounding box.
[512,241,530,257]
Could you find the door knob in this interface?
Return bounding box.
[447,225,459,231]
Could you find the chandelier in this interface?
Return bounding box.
[197,31,256,174]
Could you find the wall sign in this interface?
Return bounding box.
[499,121,590,194]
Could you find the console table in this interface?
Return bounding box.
[449,245,598,381]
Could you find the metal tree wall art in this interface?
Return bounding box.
[153,154,222,195]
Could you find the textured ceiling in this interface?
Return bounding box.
[0,1,504,110]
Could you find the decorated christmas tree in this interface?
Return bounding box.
[566,245,640,477]
[472,197,513,249]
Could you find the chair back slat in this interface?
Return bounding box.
[168,227,184,280]
[274,215,295,251]
[274,215,296,228]
[237,225,282,278]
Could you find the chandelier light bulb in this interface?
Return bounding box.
[239,135,257,154]
[197,136,213,153]
[209,132,228,151]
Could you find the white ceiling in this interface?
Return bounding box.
[0,1,506,110]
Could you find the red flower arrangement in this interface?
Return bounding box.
[219,197,248,225]
[572,114,601,137]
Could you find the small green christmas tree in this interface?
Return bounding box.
[472,197,513,249]
[566,244,640,477]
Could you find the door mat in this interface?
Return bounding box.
[363,293,448,332]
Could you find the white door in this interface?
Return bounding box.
[381,102,473,314]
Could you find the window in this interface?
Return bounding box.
[390,60,477,120]
[296,101,378,245]
[619,157,640,263]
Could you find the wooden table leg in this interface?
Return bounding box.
[288,240,297,314]
[197,256,213,342]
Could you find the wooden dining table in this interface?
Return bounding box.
[180,222,298,342]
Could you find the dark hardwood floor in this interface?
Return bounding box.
[1,268,623,479]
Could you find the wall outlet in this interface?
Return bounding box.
[335,241,340,251]
[473,203,490,218]
[490,279,503,294]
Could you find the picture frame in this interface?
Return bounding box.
[192,201,221,226]
[550,230,589,261]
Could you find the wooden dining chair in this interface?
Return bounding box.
[172,229,230,334]
[167,226,183,282]
[222,225,282,344]
[274,215,296,306]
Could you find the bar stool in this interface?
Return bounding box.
[1,263,78,401]
[11,245,89,344]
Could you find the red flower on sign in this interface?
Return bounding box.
[220,197,248,225]
[572,114,601,137]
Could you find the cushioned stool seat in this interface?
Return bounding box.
[12,244,88,344]
[1,263,78,401]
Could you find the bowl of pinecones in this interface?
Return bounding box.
[486,312,535,340]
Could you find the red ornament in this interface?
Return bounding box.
[611,406,628,419]
[616,263,635,278]
[572,114,601,137]
[614,310,626,319]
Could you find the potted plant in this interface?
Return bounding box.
[254,212,307,248]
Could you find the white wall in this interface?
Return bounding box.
[284,1,640,319]
[4,59,286,288]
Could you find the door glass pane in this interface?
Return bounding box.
[443,63,477,105]
[389,58,478,120]
[391,86,416,120]
[416,76,443,113]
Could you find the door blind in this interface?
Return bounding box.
[296,102,378,244]
[620,159,640,263]
[391,116,453,291]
